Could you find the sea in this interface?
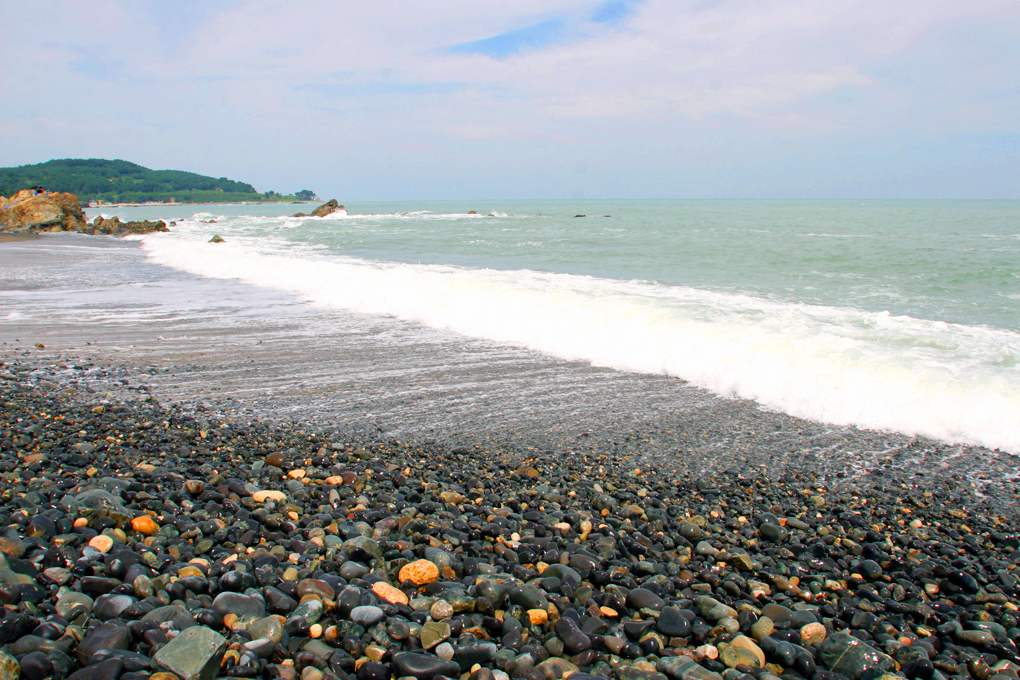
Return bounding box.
[7,199,1020,455]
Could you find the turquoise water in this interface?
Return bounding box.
[89,200,1020,451]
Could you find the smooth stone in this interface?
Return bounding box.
[657,607,692,637]
[153,626,227,680]
[142,604,190,624]
[56,590,94,618]
[76,620,131,665]
[340,536,383,563]
[245,638,277,658]
[956,629,996,645]
[760,604,794,625]
[453,642,499,670]
[92,593,137,620]
[4,635,57,656]
[248,616,284,644]
[819,633,896,680]
[296,578,334,601]
[212,592,265,622]
[0,651,18,680]
[759,523,788,543]
[91,648,153,672]
[657,657,724,680]
[66,657,123,680]
[540,564,582,585]
[302,639,335,661]
[627,587,666,611]
[508,584,549,610]
[720,635,765,668]
[750,617,774,640]
[18,651,51,680]
[392,652,462,680]
[289,598,323,625]
[535,658,579,680]
[555,617,592,655]
[339,562,369,579]
[800,622,828,645]
[350,605,385,627]
[420,621,451,650]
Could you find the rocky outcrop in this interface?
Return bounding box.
[0,189,87,232]
[293,199,346,218]
[0,190,170,236]
[0,190,173,236]
[87,216,169,236]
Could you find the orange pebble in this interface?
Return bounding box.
[131,515,160,536]
[371,582,409,606]
[527,609,548,626]
[398,559,440,586]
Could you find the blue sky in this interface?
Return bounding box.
[1,1,1018,199]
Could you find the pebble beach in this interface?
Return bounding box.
[0,348,1019,680]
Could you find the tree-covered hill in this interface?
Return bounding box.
[0,159,316,204]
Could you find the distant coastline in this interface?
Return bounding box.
[0,158,318,205]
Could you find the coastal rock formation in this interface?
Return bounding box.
[0,189,87,232]
[88,216,170,236]
[0,190,169,236]
[294,199,346,218]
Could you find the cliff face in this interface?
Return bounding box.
[0,189,87,232]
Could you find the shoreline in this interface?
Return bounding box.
[1,234,1015,503]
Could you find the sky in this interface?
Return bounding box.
[1,1,1018,200]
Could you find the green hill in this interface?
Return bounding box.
[0,159,316,204]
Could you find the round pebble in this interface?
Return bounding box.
[88,535,113,553]
[398,559,440,586]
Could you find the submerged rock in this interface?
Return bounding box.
[294,199,346,218]
[89,216,169,235]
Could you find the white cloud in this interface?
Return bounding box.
[1,0,1018,197]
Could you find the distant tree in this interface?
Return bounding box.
[295,190,317,200]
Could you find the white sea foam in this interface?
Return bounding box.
[142,229,1020,453]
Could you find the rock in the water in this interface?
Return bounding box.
[294,199,347,218]
[90,216,169,236]
[153,626,226,680]
[0,190,86,232]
